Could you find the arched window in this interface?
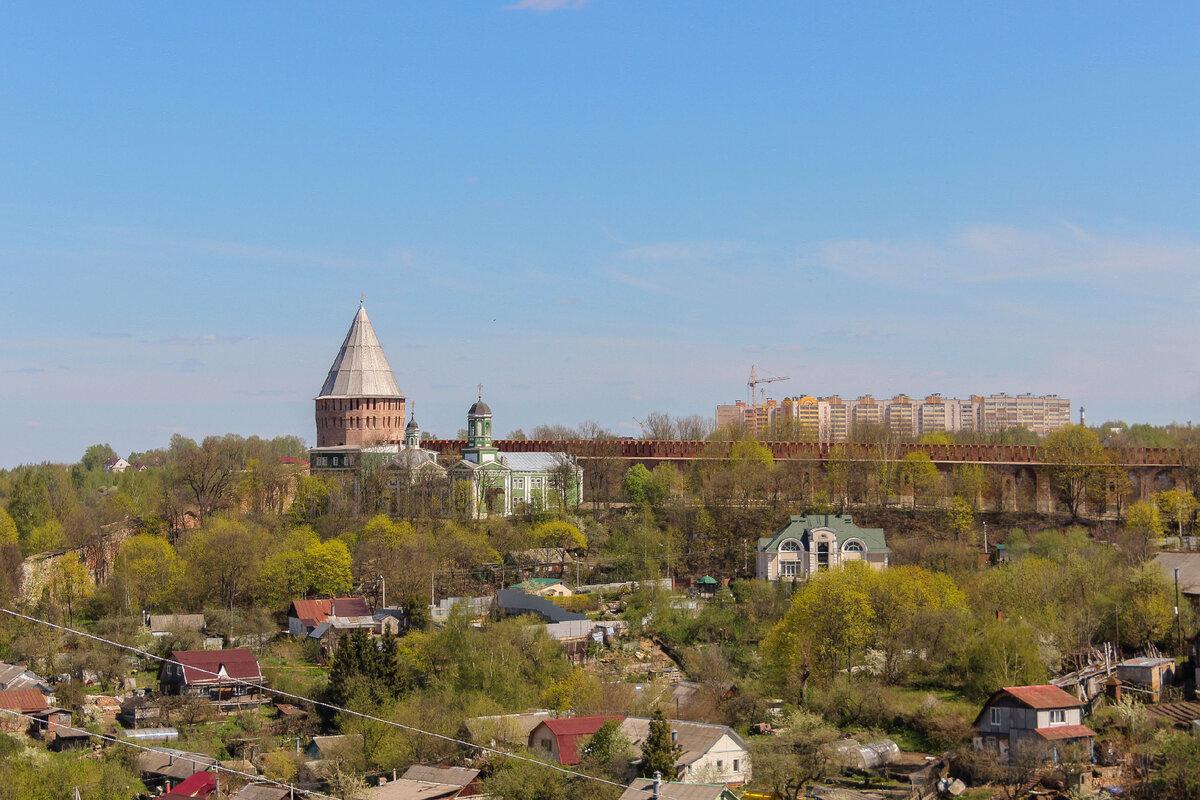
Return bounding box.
[780,539,802,552]
[843,540,864,552]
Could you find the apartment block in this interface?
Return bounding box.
[716,391,1070,439]
[885,394,916,437]
[851,395,882,429]
[820,396,850,443]
[980,394,1071,436]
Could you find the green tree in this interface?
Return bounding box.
[306,539,354,597]
[532,520,588,550]
[622,464,658,506]
[289,474,333,524]
[897,451,941,505]
[1042,425,1111,519]
[484,758,571,800]
[6,469,54,540]
[750,709,840,800]
[47,552,94,623]
[763,564,875,696]
[23,519,66,555]
[639,707,683,779]
[951,463,991,510]
[964,618,1047,699]
[1143,731,1200,799]
[1126,499,1165,538]
[946,496,975,542]
[109,534,182,612]
[1117,565,1176,649]
[80,443,120,472]
[0,508,16,547]
[1156,488,1198,539]
[580,720,634,780]
[180,517,271,620]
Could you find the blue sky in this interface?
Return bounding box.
[2,1,1198,466]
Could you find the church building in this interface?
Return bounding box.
[308,302,582,518]
[446,393,583,518]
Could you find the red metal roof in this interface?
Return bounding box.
[1035,724,1096,741]
[1002,685,1081,709]
[0,688,49,713]
[172,649,262,685]
[537,715,625,765]
[289,596,371,627]
[164,771,218,798]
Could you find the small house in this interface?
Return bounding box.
[0,688,50,733]
[164,771,218,799]
[147,613,207,638]
[134,750,216,791]
[306,733,364,763]
[159,649,265,709]
[0,661,51,693]
[288,597,373,636]
[103,457,131,473]
[973,685,1095,761]
[528,715,626,765]
[695,576,719,598]
[510,578,574,597]
[1115,657,1176,703]
[618,717,751,785]
[617,778,737,800]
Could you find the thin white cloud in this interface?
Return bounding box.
[621,240,741,262]
[815,224,1200,286]
[605,268,671,295]
[504,0,587,11]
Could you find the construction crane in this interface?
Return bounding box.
[748,365,789,409]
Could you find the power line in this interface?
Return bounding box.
[0,705,334,800]
[0,608,651,796]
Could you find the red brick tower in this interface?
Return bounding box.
[315,302,406,447]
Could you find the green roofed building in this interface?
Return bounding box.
[756,513,888,582]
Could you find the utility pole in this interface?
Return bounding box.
[378,574,386,609]
[982,521,988,555]
[1175,567,1183,657]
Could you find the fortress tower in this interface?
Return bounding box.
[314,301,406,447]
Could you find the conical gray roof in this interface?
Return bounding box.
[317,304,404,398]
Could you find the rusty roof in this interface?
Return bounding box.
[1034,724,1096,741]
[0,688,49,713]
[1001,685,1082,709]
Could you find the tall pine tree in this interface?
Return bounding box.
[639,708,682,779]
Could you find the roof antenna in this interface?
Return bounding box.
[477,383,483,402]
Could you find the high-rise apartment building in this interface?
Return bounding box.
[980,394,1071,436]
[778,395,821,439]
[820,396,850,443]
[885,394,916,437]
[852,395,882,430]
[716,391,1071,439]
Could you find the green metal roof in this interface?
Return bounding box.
[757,513,888,553]
[697,576,718,585]
[511,577,565,590]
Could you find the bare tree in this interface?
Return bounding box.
[638,412,678,440]
[676,414,714,440]
[167,434,242,522]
